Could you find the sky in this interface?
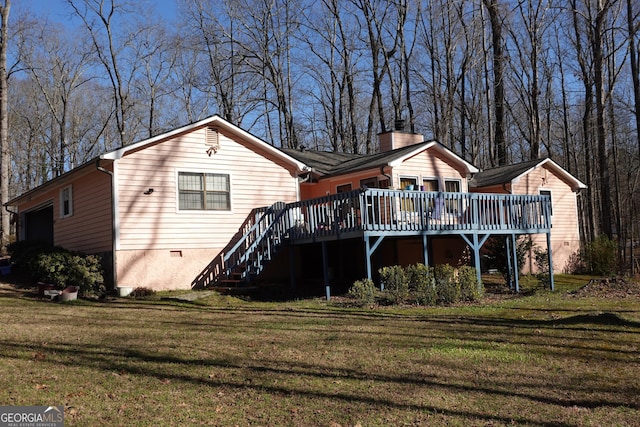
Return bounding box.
[14,0,178,25]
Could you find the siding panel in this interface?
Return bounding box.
[116,127,299,250]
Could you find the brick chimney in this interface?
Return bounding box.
[378,120,424,152]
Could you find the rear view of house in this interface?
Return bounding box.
[6,115,586,294]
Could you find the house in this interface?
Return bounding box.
[6,115,585,295]
[469,158,586,274]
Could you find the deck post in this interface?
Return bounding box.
[472,233,482,292]
[422,234,429,266]
[505,236,513,290]
[511,233,520,292]
[546,231,555,291]
[322,241,331,300]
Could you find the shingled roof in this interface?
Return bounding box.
[280,141,478,178]
[470,158,587,191]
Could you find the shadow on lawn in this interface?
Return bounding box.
[0,338,632,427]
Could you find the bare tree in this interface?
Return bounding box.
[67,0,144,147]
[0,0,10,253]
[482,0,507,166]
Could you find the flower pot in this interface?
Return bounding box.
[60,286,79,302]
[38,282,58,298]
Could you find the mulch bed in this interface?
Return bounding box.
[568,277,640,298]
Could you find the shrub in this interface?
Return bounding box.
[11,242,105,297]
[8,240,57,272]
[533,247,551,288]
[434,264,460,304]
[347,279,376,306]
[379,265,409,304]
[583,235,617,276]
[458,265,483,301]
[485,236,534,281]
[407,263,436,306]
[130,287,156,298]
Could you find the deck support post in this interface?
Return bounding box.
[546,232,555,291]
[461,233,490,292]
[505,236,513,290]
[511,234,520,293]
[364,234,385,288]
[422,234,429,266]
[322,241,331,301]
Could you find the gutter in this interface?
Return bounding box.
[95,159,118,291]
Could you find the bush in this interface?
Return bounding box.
[407,263,436,306]
[533,247,551,288]
[7,240,57,272]
[379,265,409,304]
[485,236,534,281]
[347,279,376,306]
[434,264,460,304]
[10,242,105,297]
[458,265,483,301]
[583,235,617,276]
[130,287,156,298]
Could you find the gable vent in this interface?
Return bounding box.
[205,127,220,156]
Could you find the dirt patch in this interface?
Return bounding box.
[568,277,640,298]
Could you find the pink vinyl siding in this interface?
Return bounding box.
[17,168,112,254]
[115,126,299,251]
[510,165,581,273]
[392,150,469,191]
[55,170,112,253]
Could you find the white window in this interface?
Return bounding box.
[444,179,462,215]
[540,189,553,216]
[60,185,73,218]
[178,172,230,211]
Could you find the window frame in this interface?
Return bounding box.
[540,189,553,216]
[59,185,73,218]
[176,170,232,212]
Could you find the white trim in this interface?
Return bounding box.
[539,188,553,217]
[422,176,440,191]
[100,115,308,172]
[59,185,73,218]
[512,159,587,191]
[113,160,121,251]
[388,140,480,174]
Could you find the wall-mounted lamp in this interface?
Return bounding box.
[144,188,154,195]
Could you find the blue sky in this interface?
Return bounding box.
[14,0,178,24]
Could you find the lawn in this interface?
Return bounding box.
[0,275,639,426]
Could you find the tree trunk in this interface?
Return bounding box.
[0,0,9,254]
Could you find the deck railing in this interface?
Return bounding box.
[288,189,551,239]
[220,189,551,283]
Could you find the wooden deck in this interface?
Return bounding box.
[219,189,553,293]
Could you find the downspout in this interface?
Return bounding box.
[4,204,18,243]
[96,159,117,290]
[381,166,393,188]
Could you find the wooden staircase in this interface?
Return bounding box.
[217,202,291,287]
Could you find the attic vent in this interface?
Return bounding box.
[205,127,220,156]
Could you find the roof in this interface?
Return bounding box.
[7,115,308,206]
[101,115,307,171]
[470,158,587,191]
[281,140,479,178]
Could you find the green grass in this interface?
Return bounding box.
[1,275,639,426]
